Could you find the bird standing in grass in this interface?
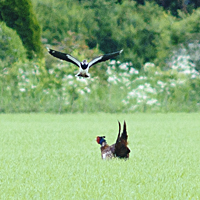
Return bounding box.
[96,121,130,160]
[47,47,123,78]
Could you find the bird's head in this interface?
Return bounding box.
[82,60,88,64]
[96,136,106,145]
[81,60,88,69]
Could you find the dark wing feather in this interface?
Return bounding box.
[47,48,81,68]
[88,49,123,68]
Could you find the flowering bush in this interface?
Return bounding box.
[0,52,200,113]
[105,58,200,112]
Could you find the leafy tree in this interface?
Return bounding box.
[0,0,43,58]
[82,0,120,53]
[135,0,200,16]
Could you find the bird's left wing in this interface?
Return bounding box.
[47,47,81,68]
[88,49,123,68]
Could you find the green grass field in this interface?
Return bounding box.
[0,113,199,199]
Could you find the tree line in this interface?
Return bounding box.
[0,0,200,69]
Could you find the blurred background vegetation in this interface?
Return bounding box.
[0,0,200,113]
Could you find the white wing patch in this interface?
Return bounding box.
[66,54,81,68]
[88,56,103,68]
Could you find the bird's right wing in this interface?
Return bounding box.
[47,47,81,68]
[88,49,123,68]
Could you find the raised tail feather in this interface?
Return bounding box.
[114,121,130,158]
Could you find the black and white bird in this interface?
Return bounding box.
[47,47,123,78]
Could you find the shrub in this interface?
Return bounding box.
[0,22,27,65]
[0,0,43,58]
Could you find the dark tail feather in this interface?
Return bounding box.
[121,121,128,141]
[116,121,121,143]
[114,120,130,159]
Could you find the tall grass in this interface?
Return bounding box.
[0,113,199,199]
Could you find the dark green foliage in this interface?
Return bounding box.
[136,0,200,16]
[32,0,200,69]
[0,22,27,65]
[83,0,120,53]
[0,0,43,58]
[35,3,70,44]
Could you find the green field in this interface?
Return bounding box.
[0,113,199,199]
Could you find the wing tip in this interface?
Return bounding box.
[120,49,123,54]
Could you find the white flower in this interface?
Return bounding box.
[119,63,128,71]
[122,99,129,105]
[170,82,176,87]
[49,69,54,74]
[108,76,117,84]
[19,88,26,92]
[182,69,191,74]
[43,89,49,94]
[138,85,144,90]
[110,60,116,65]
[129,105,138,111]
[85,87,91,93]
[128,90,136,98]
[146,99,158,105]
[129,67,139,75]
[143,62,155,72]
[141,95,147,100]
[19,68,24,74]
[122,77,130,84]
[78,89,85,95]
[191,74,197,79]
[157,80,166,88]
[137,76,147,80]
[144,83,150,87]
[146,87,156,94]
[68,81,74,86]
[67,75,73,79]
[106,66,112,75]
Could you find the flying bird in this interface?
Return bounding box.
[96,121,130,160]
[47,47,123,78]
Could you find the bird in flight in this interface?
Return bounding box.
[47,47,123,78]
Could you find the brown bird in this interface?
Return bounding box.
[96,121,130,160]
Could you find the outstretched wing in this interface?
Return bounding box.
[47,47,81,68]
[88,49,123,68]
